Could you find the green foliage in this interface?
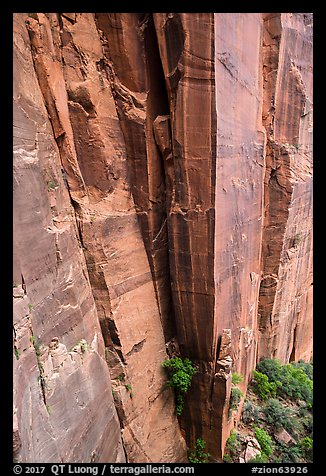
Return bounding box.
[263,398,300,437]
[225,429,241,457]
[162,357,196,416]
[299,437,313,460]
[232,372,243,385]
[30,334,46,394]
[69,340,87,354]
[242,399,261,424]
[28,303,34,312]
[116,374,125,382]
[13,282,19,288]
[223,454,232,463]
[294,233,302,246]
[125,383,135,397]
[162,357,196,393]
[240,360,314,464]
[300,436,313,451]
[226,429,237,448]
[229,386,243,412]
[272,456,284,463]
[14,347,20,360]
[252,370,277,400]
[247,452,269,463]
[46,404,52,415]
[254,427,273,457]
[256,359,313,406]
[291,360,313,380]
[176,394,184,416]
[256,359,284,382]
[47,179,58,191]
[277,444,303,463]
[188,438,210,463]
[299,409,313,433]
[30,335,40,354]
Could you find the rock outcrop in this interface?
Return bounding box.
[13,12,313,463]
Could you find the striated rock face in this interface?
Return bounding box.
[13,14,124,462]
[258,13,313,363]
[13,13,186,463]
[153,12,265,459]
[13,12,312,463]
[94,13,175,342]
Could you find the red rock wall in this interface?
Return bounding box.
[13,13,186,464]
[13,12,313,463]
[13,13,124,463]
[258,13,313,363]
[213,12,266,455]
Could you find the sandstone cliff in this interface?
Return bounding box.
[13,13,313,463]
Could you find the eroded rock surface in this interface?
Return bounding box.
[13,13,186,464]
[258,13,313,363]
[13,12,312,463]
[13,14,124,462]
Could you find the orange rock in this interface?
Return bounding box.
[13,12,312,464]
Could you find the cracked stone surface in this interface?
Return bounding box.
[13,13,312,463]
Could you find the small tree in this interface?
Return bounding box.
[254,427,273,458]
[225,429,242,460]
[188,438,210,463]
[242,399,261,424]
[256,359,313,406]
[232,372,244,385]
[162,357,196,416]
[299,437,313,460]
[229,386,243,413]
[252,370,277,400]
[263,398,300,436]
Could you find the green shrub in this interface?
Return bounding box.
[299,437,313,460]
[284,365,313,405]
[254,427,273,457]
[263,398,300,437]
[226,429,237,448]
[175,394,184,416]
[247,452,269,463]
[232,372,244,385]
[291,360,313,380]
[162,357,196,416]
[242,399,261,424]
[256,359,313,406]
[278,445,302,463]
[301,412,313,434]
[252,370,277,400]
[229,386,243,413]
[124,383,132,393]
[225,429,241,457]
[188,438,210,463]
[14,347,20,360]
[47,179,58,191]
[223,454,232,463]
